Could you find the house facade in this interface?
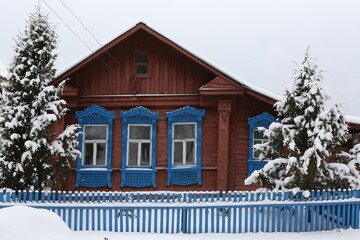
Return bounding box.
[53,23,360,192]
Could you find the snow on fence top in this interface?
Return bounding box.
[1,189,359,205]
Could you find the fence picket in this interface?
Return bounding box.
[0,189,359,234]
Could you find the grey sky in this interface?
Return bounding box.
[1,0,359,116]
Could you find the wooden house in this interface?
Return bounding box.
[53,23,360,192]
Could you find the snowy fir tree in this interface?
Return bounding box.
[245,49,360,191]
[0,6,80,191]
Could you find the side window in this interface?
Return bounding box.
[248,112,275,176]
[252,127,269,159]
[166,106,205,186]
[75,105,115,188]
[120,107,159,188]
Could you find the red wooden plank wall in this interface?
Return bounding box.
[68,30,215,96]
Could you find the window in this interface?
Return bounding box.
[75,105,115,188]
[135,52,150,76]
[120,106,159,188]
[252,127,269,159]
[166,106,205,186]
[127,125,151,167]
[248,112,275,176]
[173,123,196,165]
[83,125,108,166]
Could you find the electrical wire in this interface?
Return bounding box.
[58,0,130,75]
[41,0,115,73]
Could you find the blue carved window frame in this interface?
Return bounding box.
[248,112,275,176]
[166,106,205,186]
[120,106,159,188]
[75,105,115,188]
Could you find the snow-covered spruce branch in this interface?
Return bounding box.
[245,49,360,191]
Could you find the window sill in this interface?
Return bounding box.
[124,167,154,171]
[170,165,198,169]
[77,168,111,171]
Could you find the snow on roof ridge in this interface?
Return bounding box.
[55,22,281,101]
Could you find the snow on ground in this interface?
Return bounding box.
[1,206,360,240]
[74,229,360,240]
[0,206,79,240]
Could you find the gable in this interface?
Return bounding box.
[199,76,245,95]
[54,23,278,103]
[60,29,217,96]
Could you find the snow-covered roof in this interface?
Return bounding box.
[345,115,360,125]
[55,23,360,125]
[0,61,8,78]
[55,22,280,102]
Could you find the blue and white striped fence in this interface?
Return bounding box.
[0,189,359,234]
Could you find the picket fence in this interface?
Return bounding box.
[0,189,360,234]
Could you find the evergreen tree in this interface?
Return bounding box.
[344,144,360,186]
[0,6,80,191]
[245,49,357,190]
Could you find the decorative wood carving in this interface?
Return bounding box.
[217,100,232,191]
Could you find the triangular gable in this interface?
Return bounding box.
[54,22,276,104]
[199,77,245,95]
[63,84,79,97]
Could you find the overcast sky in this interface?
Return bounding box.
[1,0,359,116]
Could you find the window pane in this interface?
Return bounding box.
[84,143,94,165]
[254,140,262,145]
[129,125,151,139]
[174,142,183,165]
[84,126,107,140]
[136,53,148,63]
[174,124,195,139]
[96,143,106,165]
[140,142,150,166]
[136,65,148,74]
[254,129,267,140]
[128,142,138,166]
[185,141,195,164]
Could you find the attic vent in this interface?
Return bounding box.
[134,51,150,77]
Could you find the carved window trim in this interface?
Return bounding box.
[247,112,276,176]
[166,106,205,186]
[120,106,159,188]
[75,105,115,188]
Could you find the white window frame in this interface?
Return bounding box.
[82,124,108,166]
[253,127,268,159]
[172,122,197,165]
[127,124,152,167]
